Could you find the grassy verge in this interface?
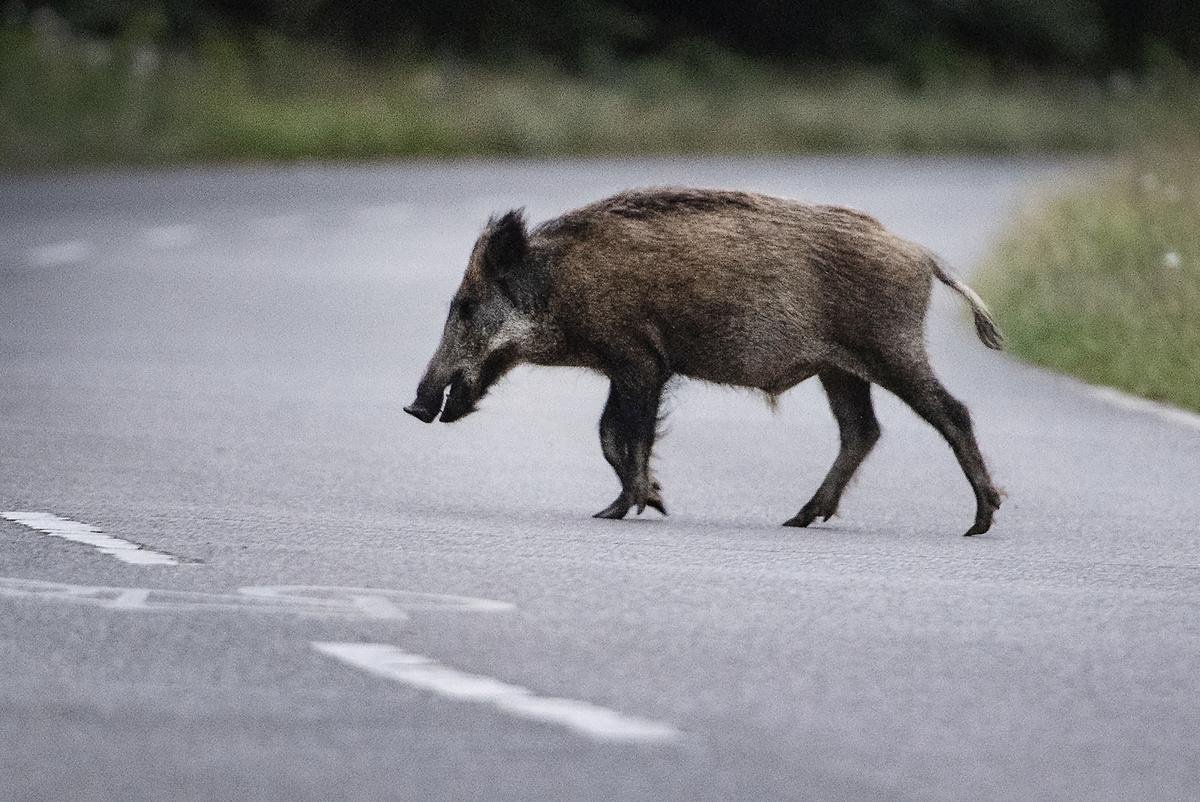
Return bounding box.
[977,148,1200,412]
[3,19,1200,170]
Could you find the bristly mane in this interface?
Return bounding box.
[534,188,761,238]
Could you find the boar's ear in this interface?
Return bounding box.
[481,209,528,280]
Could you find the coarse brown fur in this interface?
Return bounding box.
[405,187,1004,536]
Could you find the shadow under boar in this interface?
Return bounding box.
[405,188,1004,536]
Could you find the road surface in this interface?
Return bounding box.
[2,159,1198,800]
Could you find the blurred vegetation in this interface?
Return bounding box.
[19,0,1200,77]
[3,7,1200,169]
[978,147,1200,412]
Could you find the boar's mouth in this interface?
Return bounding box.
[404,345,520,425]
[438,373,476,423]
[436,347,521,423]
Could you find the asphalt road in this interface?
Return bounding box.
[2,158,1198,801]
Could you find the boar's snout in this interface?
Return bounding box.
[403,399,439,424]
[404,378,448,424]
[405,370,479,424]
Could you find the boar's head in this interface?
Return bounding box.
[405,210,538,424]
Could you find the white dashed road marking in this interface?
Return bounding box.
[1,511,183,565]
[28,240,90,267]
[312,642,682,745]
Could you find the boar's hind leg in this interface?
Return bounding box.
[877,358,1002,536]
[593,378,666,520]
[784,370,880,528]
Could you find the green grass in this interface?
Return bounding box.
[977,148,1200,412]
[4,21,1200,170]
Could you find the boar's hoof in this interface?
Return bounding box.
[782,512,816,528]
[593,489,668,520]
[783,499,837,528]
[644,481,667,516]
[963,513,995,537]
[593,495,632,520]
[963,491,1001,536]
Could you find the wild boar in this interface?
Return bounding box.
[405,188,1004,536]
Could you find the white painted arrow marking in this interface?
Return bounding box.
[0,577,512,621]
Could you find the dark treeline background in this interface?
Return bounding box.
[22,0,1200,76]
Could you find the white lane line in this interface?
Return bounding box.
[1087,385,1200,432]
[28,240,91,267]
[140,224,197,248]
[1,511,183,565]
[312,642,681,745]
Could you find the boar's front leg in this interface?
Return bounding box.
[593,377,667,519]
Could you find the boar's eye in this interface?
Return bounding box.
[456,298,476,320]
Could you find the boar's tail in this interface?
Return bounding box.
[927,254,1005,350]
